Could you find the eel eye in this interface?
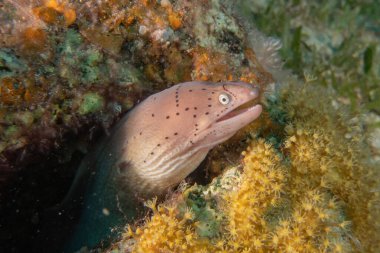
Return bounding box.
[219,93,231,105]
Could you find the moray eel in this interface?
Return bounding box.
[61,81,262,251]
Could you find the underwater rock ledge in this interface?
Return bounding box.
[0,0,280,252]
[0,0,278,188]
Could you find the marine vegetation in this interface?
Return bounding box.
[238,0,380,114]
[0,0,277,189]
[110,81,380,253]
[0,0,379,252]
[0,0,279,251]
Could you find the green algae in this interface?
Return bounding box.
[184,187,222,238]
[59,29,106,86]
[265,94,289,126]
[13,111,34,127]
[239,0,380,114]
[0,49,27,78]
[4,125,19,138]
[78,92,105,115]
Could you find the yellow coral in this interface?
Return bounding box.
[128,198,217,253]
[224,139,286,252]
[281,83,380,252]
[120,82,379,253]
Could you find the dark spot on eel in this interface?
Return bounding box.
[193,115,197,118]
[166,116,170,119]
[174,132,178,135]
[185,107,189,111]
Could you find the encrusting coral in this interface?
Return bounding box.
[1,1,379,252]
[0,1,280,251]
[279,83,380,252]
[109,81,380,253]
[0,0,277,189]
[126,198,216,253]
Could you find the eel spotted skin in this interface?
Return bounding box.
[61,81,262,251]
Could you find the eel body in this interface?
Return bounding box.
[62,81,262,251]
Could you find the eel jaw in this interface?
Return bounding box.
[194,101,262,151]
[211,103,263,132]
[216,102,261,123]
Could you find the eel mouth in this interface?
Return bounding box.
[216,99,261,123]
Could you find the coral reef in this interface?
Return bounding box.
[0,0,276,188]
[238,0,380,113]
[1,1,379,252]
[110,81,380,253]
[124,198,216,253]
[0,1,278,251]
